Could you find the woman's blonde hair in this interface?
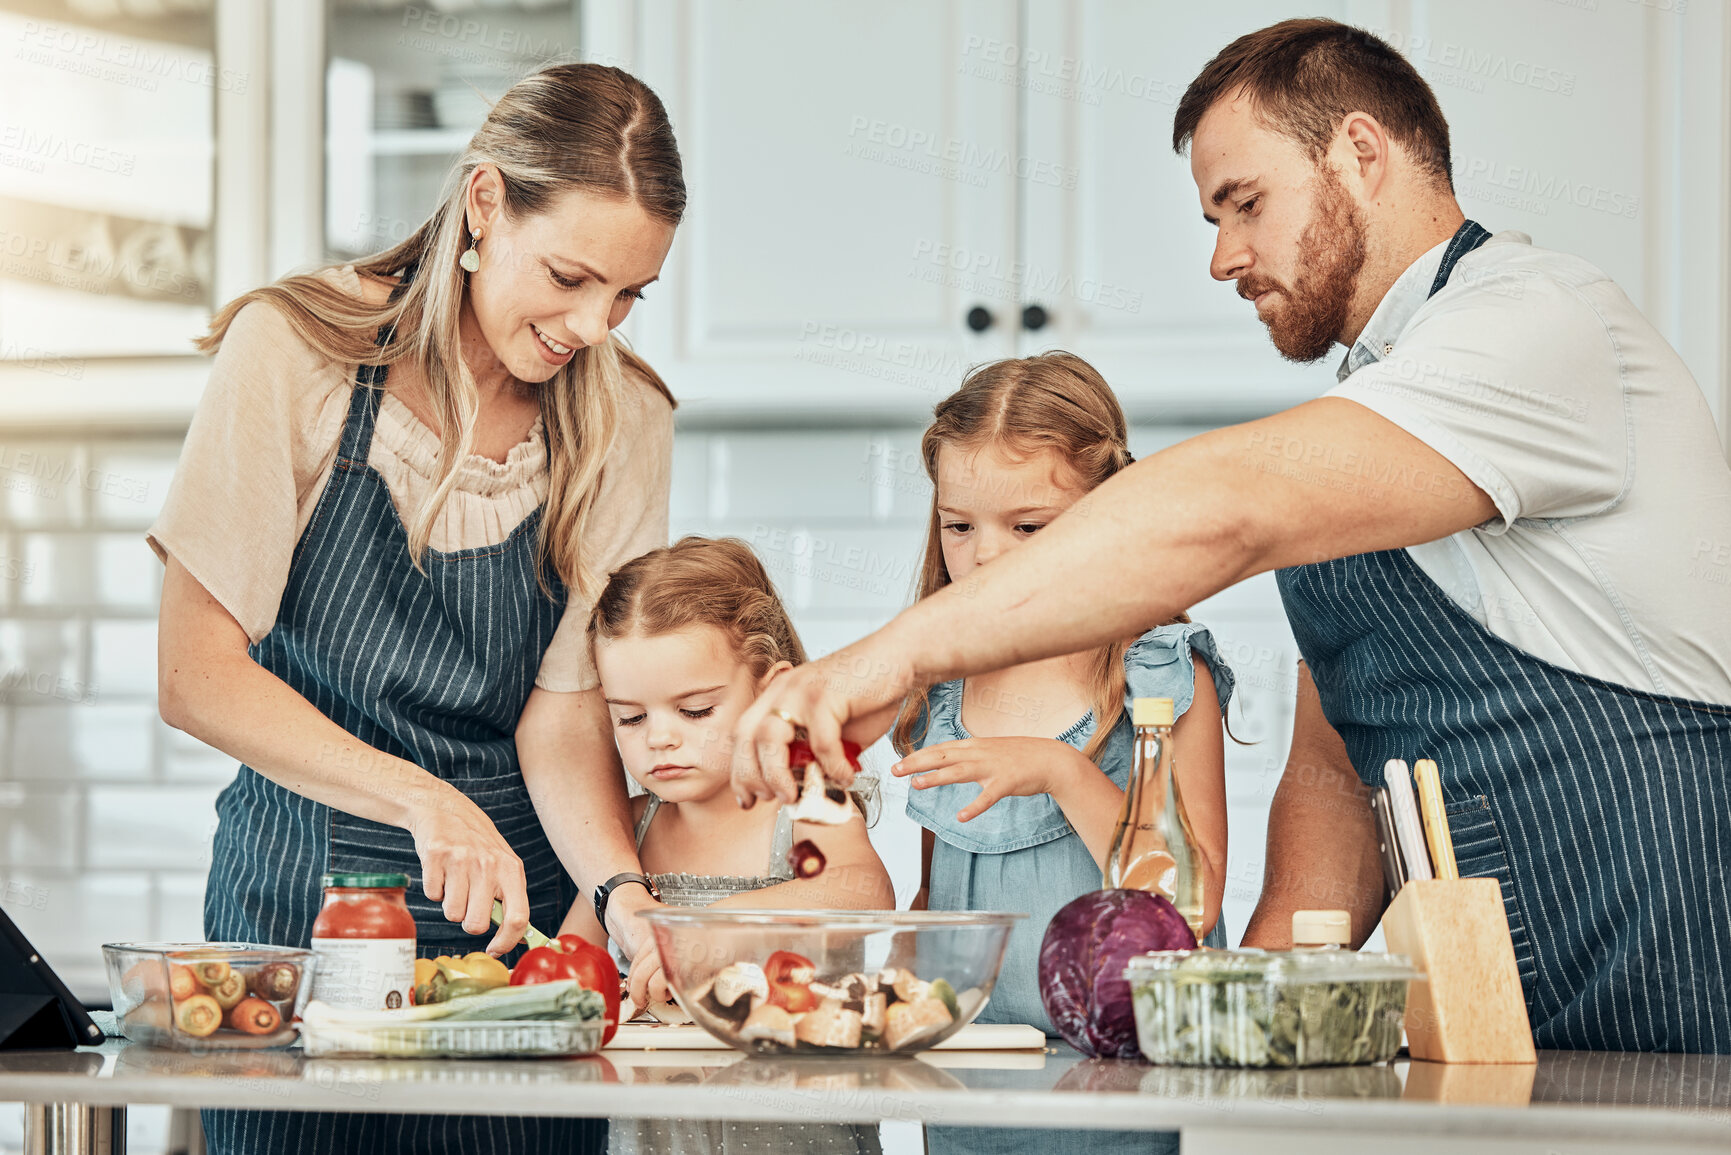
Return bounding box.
[891,352,1189,764]
[195,62,685,601]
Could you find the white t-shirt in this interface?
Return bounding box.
[1329,230,1731,704]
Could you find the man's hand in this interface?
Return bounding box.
[892,736,1089,822]
[731,638,913,808]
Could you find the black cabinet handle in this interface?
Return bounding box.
[1021,304,1049,331]
[965,305,994,333]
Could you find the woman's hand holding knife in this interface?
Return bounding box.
[405,781,532,955]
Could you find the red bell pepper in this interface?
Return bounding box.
[509,934,622,1044]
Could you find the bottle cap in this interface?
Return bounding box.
[1132,697,1174,726]
[322,873,410,890]
[1291,909,1352,946]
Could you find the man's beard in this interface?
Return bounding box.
[1238,168,1367,363]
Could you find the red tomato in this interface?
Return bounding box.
[509,936,622,1045]
[787,740,862,771]
[764,950,819,1014]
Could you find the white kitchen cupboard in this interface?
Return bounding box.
[589,0,1731,432]
[589,0,1024,421]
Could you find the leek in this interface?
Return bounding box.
[302,980,602,1028]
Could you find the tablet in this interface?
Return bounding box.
[0,903,101,1048]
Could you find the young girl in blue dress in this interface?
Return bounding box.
[892,352,1234,1037]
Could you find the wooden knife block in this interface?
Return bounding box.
[1381,878,1536,1064]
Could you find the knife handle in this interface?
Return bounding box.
[1412,758,1459,880]
[1384,759,1433,882]
[1369,787,1407,902]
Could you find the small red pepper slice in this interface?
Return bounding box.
[764,949,820,1013]
[787,739,862,772]
[788,839,827,879]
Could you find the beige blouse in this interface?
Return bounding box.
[147,265,673,692]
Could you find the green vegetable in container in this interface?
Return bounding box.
[1128,950,1416,1068]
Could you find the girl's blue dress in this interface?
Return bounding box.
[907,623,1235,1036]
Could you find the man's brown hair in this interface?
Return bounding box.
[1172,18,1453,191]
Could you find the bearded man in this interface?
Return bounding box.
[735,18,1731,1054]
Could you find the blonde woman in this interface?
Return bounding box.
[150,63,681,1154]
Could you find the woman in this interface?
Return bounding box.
[150,63,682,1153]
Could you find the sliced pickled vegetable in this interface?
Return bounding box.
[227,997,282,1035]
[191,960,231,987]
[174,994,222,1037]
[208,971,247,1010]
[168,964,199,1001]
[248,961,300,1002]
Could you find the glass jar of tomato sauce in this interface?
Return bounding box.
[309,873,417,1010]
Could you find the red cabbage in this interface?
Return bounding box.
[1038,889,1197,1058]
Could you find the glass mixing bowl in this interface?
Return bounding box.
[643,909,1022,1056]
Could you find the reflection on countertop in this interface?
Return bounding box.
[0,1041,1725,1143]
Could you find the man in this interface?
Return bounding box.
[733,19,1731,1053]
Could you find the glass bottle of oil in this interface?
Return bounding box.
[1104,697,1205,941]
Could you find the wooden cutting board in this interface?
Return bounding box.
[605,1022,1046,1052]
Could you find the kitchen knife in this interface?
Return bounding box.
[1383,758,1434,882]
[1369,786,1407,901]
[1412,758,1459,880]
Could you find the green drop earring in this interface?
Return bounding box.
[459,230,481,273]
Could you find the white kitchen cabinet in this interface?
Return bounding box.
[595,0,1022,421]
[590,0,1730,430]
[1015,0,1381,419]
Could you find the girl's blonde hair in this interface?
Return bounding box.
[195,62,684,602]
[892,352,1188,763]
[591,536,879,823]
[589,536,807,675]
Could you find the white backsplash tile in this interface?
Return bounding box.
[87,785,220,870]
[709,431,877,520]
[157,872,208,942]
[13,704,155,779]
[0,620,86,704]
[0,787,81,870]
[0,441,85,527]
[160,722,239,782]
[86,443,179,525]
[96,534,161,608]
[668,430,708,524]
[89,619,157,698]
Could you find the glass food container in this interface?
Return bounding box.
[643,909,1021,1055]
[103,943,317,1051]
[1126,949,1422,1067]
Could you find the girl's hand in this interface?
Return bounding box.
[407,785,530,954]
[626,935,671,1007]
[892,736,1094,822]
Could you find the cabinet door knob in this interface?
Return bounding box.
[1021,304,1049,331]
[965,305,995,333]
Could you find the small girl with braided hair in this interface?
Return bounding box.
[569,535,892,1003]
[892,352,1235,1037]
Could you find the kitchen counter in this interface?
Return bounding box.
[1,1042,1728,1154]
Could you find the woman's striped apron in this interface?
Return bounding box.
[201,328,598,1151]
[1277,221,1731,1054]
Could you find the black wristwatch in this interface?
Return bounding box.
[593,872,660,930]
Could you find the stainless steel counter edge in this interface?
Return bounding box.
[0,1045,1722,1143]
